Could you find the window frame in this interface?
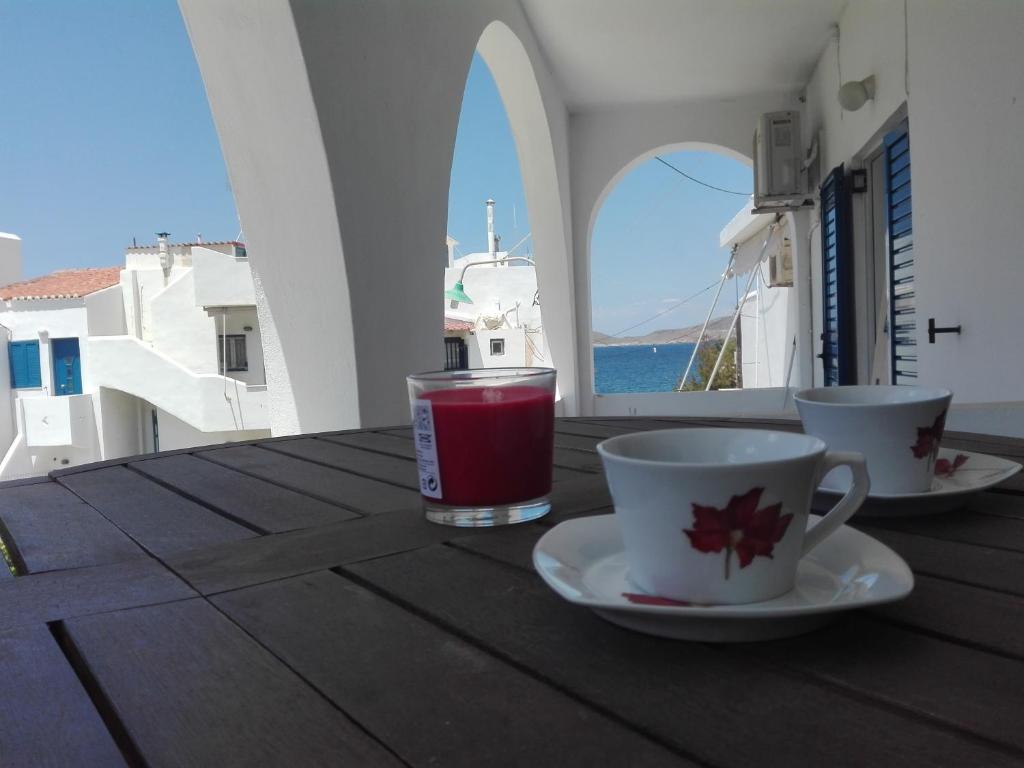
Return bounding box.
[489,337,506,357]
[217,334,249,373]
[8,340,42,389]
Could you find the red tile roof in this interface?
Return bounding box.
[444,317,474,331]
[0,267,122,301]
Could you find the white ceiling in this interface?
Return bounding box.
[519,0,847,109]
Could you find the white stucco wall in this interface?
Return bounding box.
[802,0,1024,403]
[145,404,268,453]
[96,387,142,459]
[192,246,257,307]
[179,0,575,431]
[0,299,91,397]
[149,271,219,374]
[85,284,127,337]
[740,284,795,389]
[444,260,541,330]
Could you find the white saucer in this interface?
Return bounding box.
[533,514,913,642]
[814,448,1022,517]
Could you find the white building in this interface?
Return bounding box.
[0,234,269,480]
[718,205,799,391]
[442,200,547,372]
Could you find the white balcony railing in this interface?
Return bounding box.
[89,336,269,432]
[21,393,94,447]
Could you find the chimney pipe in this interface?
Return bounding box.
[156,232,171,272]
[485,199,496,262]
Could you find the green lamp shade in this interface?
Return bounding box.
[444,280,473,305]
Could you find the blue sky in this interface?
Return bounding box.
[0,0,239,277]
[1,4,751,337]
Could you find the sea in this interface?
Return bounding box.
[593,342,698,394]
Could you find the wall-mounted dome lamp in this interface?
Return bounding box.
[838,75,876,111]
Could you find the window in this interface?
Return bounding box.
[490,338,505,356]
[884,124,915,384]
[218,334,248,372]
[8,340,41,388]
[444,337,468,371]
[819,164,855,385]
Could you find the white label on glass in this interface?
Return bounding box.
[412,398,443,499]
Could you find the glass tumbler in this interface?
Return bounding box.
[406,367,556,527]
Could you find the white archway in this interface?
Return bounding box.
[475,21,577,414]
[567,95,804,413]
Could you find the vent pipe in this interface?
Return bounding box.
[156,232,171,271]
[485,199,496,262]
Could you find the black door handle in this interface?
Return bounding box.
[928,318,961,344]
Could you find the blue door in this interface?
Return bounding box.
[51,338,82,395]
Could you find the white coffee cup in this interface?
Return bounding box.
[596,428,869,605]
[794,385,952,494]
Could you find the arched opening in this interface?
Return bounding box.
[445,54,539,373]
[590,146,799,402]
[443,21,576,412]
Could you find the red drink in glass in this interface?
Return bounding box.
[407,368,556,526]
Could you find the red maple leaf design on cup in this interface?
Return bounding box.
[934,453,969,478]
[911,410,947,460]
[683,488,793,579]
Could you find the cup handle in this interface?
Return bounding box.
[801,451,870,556]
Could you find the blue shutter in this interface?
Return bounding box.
[819,164,855,385]
[8,340,41,388]
[884,125,915,383]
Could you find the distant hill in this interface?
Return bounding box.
[593,315,732,347]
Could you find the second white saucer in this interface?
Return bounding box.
[815,447,1021,517]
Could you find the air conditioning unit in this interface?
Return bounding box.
[768,236,794,287]
[753,111,811,212]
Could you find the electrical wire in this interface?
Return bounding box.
[653,156,751,196]
[602,279,722,339]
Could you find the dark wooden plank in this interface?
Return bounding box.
[579,418,700,433]
[58,466,255,557]
[442,518,1024,753]
[450,523,548,568]
[130,453,356,533]
[164,508,459,595]
[553,420,636,438]
[323,430,416,459]
[265,437,590,487]
[346,545,1020,768]
[65,599,400,766]
[265,437,420,487]
[943,431,1024,459]
[553,432,602,452]
[546,476,613,522]
[214,571,686,767]
[872,573,1024,659]
[855,523,1024,597]
[340,426,601,474]
[0,556,195,632]
[865,502,1024,553]
[552,446,604,472]
[744,616,1024,754]
[0,624,126,766]
[0,481,142,573]
[974,491,1024,520]
[199,444,420,514]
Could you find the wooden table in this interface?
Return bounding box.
[1,416,1022,767]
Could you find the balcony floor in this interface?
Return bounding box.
[0,417,1021,765]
